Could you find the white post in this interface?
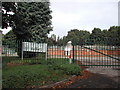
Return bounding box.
[69,58,72,64]
[21,42,23,60]
[45,44,47,60]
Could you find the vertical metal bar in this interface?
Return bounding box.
[72,45,74,63]
[60,46,62,59]
[0,39,1,79]
[55,45,56,59]
[52,46,53,59]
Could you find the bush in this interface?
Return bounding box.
[47,59,81,75]
[3,58,82,88]
[60,64,81,75]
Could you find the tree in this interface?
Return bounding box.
[51,34,56,41]
[14,2,52,57]
[117,26,120,45]
[57,36,68,46]
[13,2,52,42]
[2,30,17,52]
[66,29,90,45]
[2,2,52,57]
[47,34,57,45]
[89,28,103,45]
[107,26,120,45]
[2,2,16,29]
[2,30,16,46]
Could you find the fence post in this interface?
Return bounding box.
[0,30,2,57]
[0,30,2,90]
[72,45,74,63]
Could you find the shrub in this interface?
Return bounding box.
[47,59,81,75]
[60,64,81,75]
[3,58,82,88]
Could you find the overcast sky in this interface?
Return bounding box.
[1,0,119,38]
[49,0,119,37]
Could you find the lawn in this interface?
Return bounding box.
[2,57,82,88]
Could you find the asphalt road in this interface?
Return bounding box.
[66,72,120,88]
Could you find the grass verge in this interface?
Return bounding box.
[3,58,82,88]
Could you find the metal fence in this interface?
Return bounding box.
[2,39,120,67]
[73,45,120,68]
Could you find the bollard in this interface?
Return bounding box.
[69,55,72,64]
[69,58,72,64]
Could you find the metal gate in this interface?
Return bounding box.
[72,45,120,68]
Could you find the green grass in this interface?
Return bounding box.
[2,56,46,67]
[2,52,46,64]
[3,65,65,88]
[2,57,82,88]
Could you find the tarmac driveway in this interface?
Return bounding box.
[66,66,120,88]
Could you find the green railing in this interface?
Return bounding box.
[2,39,120,67]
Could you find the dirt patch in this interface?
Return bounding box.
[6,62,31,67]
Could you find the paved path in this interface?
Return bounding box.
[66,66,120,88]
[66,73,119,88]
[86,67,120,82]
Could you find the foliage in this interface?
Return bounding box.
[59,64,81,75]
[47,34,57,45]
[57,26,120,46]
[46,58,81,75]
[57,36,68,46]
[2,2,52,57]
[2,2,16,29]
[57,29,90,46]
[12,2,52,42]
[3,58,82,88]
[107,26,120,45]
[2,30,17,49]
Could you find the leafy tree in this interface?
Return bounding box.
[2,30,17,48]
[57,36,68,46]
[14,2,52,57]
[107,26,120,45]
[2,30,17,55]
[117,26,120,45]
[2,2,16,29]
[66,29,90,45]
[89,28,103,45]
[47,38,57,46]
[13,2,52,42]
[47,34,57,45]
[101,29,109,45]
[2,2,52,57]
[50,34,56,41]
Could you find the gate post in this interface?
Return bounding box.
[65,41,73,64]
[0,30,2,90]
[72,45,74,63]
[0,30,2,57]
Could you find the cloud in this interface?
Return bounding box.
[49,0,119,37]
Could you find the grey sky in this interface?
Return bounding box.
[49,0,119,37]
[1,0,119,38]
